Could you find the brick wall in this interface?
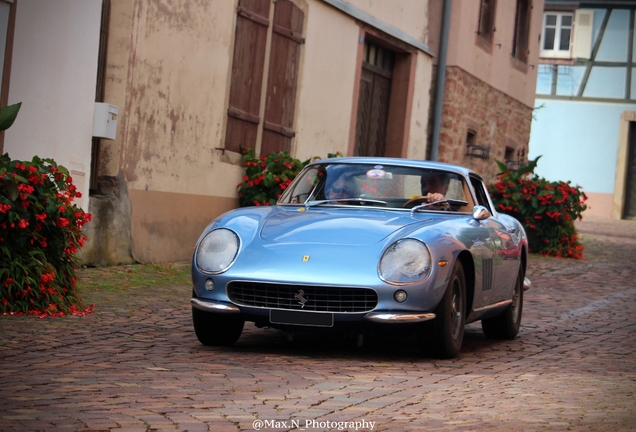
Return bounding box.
[436,66,533,184]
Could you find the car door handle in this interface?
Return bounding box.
[507,227,516,234]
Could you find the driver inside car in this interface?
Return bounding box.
[420,172,451,203]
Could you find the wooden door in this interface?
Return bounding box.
[354,41,393,157]
[624,122,636,219]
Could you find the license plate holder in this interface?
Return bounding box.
[270,309,334,327]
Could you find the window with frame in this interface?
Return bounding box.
[504,146,517,169]
[478,0,497,44]
[225,0,304,156]
[540,11,573,58]
[466,128,477,147]
[512,0,531,63]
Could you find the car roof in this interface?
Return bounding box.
[308,157,479,179]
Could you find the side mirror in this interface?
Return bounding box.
[472,205,491,221]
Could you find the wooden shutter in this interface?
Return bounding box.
[224,0,271,153]
[261,1,304,155]
[478,0,497,43]
[572,10,593,59]
[513,0,530,63]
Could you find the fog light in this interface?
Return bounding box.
[205,278,215,291]
[394,290,407,303]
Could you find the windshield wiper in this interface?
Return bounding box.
[304,199,333,209]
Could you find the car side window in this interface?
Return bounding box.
[470,176,493,214]
[279,167,322,204]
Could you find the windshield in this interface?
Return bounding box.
[278,162,474,212]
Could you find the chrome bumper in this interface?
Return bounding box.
[364,312,436,323]
[191,299,436,324]
[191,298,240,313]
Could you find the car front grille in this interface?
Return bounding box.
[227,282,378,313]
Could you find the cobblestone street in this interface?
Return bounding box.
[1,218,635,431]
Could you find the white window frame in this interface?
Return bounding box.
[540,11,574,59]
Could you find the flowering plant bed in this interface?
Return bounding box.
[1,154,93,316]
[489,156,588,259]
[237,147,341,207]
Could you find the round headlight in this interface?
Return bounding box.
[379,239,431,284]
[196,228,240,274]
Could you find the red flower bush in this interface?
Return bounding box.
[488,156,588,259]
[0,154,93,316]
[237,147,341,207]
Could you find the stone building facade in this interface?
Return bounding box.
[427,0,543,185]
[436,66,533,183]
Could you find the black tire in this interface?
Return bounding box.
[192,307,244,346]
[481,267,523,340]
[423,260,466,359]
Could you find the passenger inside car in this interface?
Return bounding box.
[326,173,359,201]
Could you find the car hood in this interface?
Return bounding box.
[260,207,430,246]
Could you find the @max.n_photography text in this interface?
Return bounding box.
[252,418,376,431]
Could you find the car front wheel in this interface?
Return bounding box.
[481,267,523,340]
[422,260,466,359]
[192,307,244,346]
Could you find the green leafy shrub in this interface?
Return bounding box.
[237,147,341,207]
[1,103,93,316]
[488,156,588,259]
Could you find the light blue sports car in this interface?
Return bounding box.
[191,157,530,358]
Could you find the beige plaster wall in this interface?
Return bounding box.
[119,0,242,198]
[103,0,434,262]
[102,0,245,262]
[343,0,428,45]
[406,52,433,161]
[294,1,360,161]
[129,189,238,262]
[446,0,543,108]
